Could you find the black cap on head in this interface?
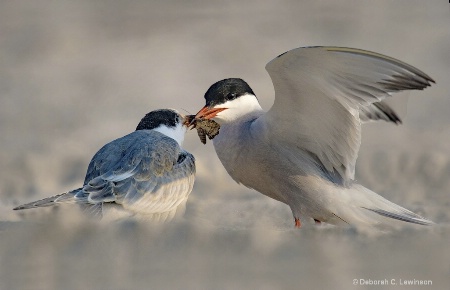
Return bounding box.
[204,78,255,107]
[136,109,181,131]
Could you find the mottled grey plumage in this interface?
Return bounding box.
[14,109,195,221]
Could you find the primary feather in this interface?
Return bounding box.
[264,46,433,182]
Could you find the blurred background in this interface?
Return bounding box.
[1,0,449,289]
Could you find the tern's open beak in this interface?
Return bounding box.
[194,106,227,120]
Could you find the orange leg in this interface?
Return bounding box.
[294,217,301,228]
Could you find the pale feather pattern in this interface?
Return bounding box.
[14,130,195,220]
[264,46,434,182]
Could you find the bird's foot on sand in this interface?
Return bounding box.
[294,217,301,228]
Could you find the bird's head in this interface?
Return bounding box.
[194,78,261,125]
[136,109,187,146]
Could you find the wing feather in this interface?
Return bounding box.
[360,101,402,124]
[264,46,433,182]
[120,151,195,214]
[82,130,195,214]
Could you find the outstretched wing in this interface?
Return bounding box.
[263,46,433,182]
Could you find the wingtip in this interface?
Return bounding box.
[12,204,35,211]
[13,204,34,211]
[371,102,403,125]
[389,112,402,125]
[322,46,435,88]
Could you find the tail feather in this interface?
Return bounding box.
[80,203,103,219]
[330,184,434,227]
[362,208,433,226]
[13,188,83,210]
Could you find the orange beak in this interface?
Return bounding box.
[194,106,227,120]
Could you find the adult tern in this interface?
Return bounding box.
[194,46,434,228]
[14,109,195,221]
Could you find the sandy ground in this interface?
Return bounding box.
[1,0,449,289]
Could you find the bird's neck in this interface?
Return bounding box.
[212,110,263,181]
[153,124,186,146]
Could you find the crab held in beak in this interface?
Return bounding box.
[183,109,222,145]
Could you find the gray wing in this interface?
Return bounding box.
[360,101,402,124]
[263,46,433,182]
[13,131,195,217]
[116,150,195,214]
[83,130,195,214]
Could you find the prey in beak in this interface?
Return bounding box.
[184,110,221,145]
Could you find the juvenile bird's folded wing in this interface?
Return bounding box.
[83,131,182,206]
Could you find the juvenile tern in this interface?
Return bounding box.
[14,109,195,221]
[194,46,434,228]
